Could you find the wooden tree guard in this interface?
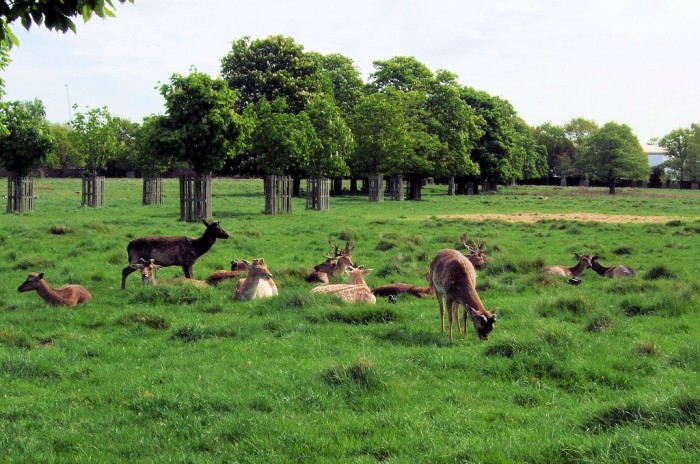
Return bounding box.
[447,176,456,196]
[306,177,330,210]
[179,174,212,222]
[142,177,164,205]
[368,174,384,202]
[389,175,404,201]
[6,176,34,213]
[264,175,292,215]
[82,174,105,208]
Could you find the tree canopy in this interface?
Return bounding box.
[659,125,700,182]
[0,98,55,175]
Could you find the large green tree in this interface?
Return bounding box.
[70,105,121,175]
[46,123,83,169]
[563,117,599,181]
[0,0,134,47]
[310,52,364,118]
[659,125,700,182]
[0,98,54,175]
[581,122,649,194]
[534,122,576,179]
[304,94,352,178]
[130,114,178,178]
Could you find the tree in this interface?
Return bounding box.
[563,117,599,181]
[70,105,120,175]
[46,123,83,169]
[304,94,352,178]
[0,98,54,175]
[581,122,649,194]
[533,122,576,179]
[131,115,178,178]
[659,126,700,182]
[0,0,134,47]
[310,52,364,118]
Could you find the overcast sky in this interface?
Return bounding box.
[3,0,699,144]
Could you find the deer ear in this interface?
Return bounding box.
[38,273,45,279]
[202,219,210,227]
[363,268,373,275]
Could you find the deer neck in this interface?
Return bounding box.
[35,281,65,304]
[193,230,217,255]
[240,274,263,299]
[569,260,589,277]
[590,261,608,276]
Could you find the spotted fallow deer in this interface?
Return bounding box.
[429,249,497,341]
[234,258,278,300]
[306,237,354,284]
[17,272,93,307]
[130,258,210,287]
[591,256,637,278]
[539,253,594,277]
[460,234,489,269]
[311,266,376,304]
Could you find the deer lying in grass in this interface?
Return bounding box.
[311,266,376,304]
[306,237,354,284]
[429,249,496,341]
[460,233,489,269]
[372,282,434,298]
[130,258,209,287]
[234,259,278,300]
[206,260,248,286]
[591,256,637,278]
[540,253,594,277]
[17,272,93,307]
[121,220,229,289]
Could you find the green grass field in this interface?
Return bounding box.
[1,178,699,463]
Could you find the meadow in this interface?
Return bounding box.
[1,178,698,463]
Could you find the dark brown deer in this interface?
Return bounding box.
[540,253,593,277]
[429,249,497,341]
[372,282,434,298]
[306,237,354,284]
[17,272,92,307]
[591,256,637,278]
[460,234,488,269]
[206,260,248,286]
[121,220,229,289]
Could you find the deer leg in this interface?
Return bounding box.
[183,265,193,279]
[446,297,455,341]
[121,265,136,290]
[462,305,469,335]
[436,293,445,333]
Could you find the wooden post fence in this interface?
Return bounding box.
[389,175,404,201]
[179,174,212,222]
[264,175,292,215]
[142,177,164,205]
[306,177,330,210]
[82,173,105,208]
[6,176,34,213]
[368,174,384,202]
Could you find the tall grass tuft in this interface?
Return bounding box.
[643,264,676,280]
[327,307,399,325]
[584,395,700,432]
[321,357,382,391]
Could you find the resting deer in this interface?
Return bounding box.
[206,260,248,286]
[17,272,93,307]
[306,237,355,284]
[121,220,229,289]
[429,249,497,341]
[311,266,376,304]
[540,253,594,277]
[460,234,488,269]
[591,256,637,278]
[234,258,278,300]
[129,258,209,287]
[372,282,434,298]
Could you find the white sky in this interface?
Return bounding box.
[3,0,699,144]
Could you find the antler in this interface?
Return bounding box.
[343,241,355,255]
[328,236,342,257]
[460,234,483,253]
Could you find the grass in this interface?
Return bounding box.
[0,178,699,462]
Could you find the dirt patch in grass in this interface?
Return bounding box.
[437,213,684,223]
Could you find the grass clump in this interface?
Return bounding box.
[321,357,382,391]
[117,312,169,330]
[327,307,398,325]
[586,313,613,332]
[170,324,238,342]
[538,293,595,319]
[643,264,676,280]
[49,224,77,235]
[584,395,700,432]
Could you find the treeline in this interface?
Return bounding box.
[2,35,699,196]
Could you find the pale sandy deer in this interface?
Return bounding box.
[591,256,637,278]
[460,234,489,269]
[130,258,210,287]
[121,220,229,289]
[17,272,93,307]
[206,260,248,286]
[540,253,594,277]
[234,258,278,300]
[311,266,376,304]
[306,237,355,284]
[429,249,497,341]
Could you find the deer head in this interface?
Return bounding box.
[470,308,497,340]
[203,219,230,239]
[130,258,162,285]
[460,234,488,269]
[17,272,45,292]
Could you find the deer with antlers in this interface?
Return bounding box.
[429,249,497,341]
[306,236,355,284]
[460,233,488,269]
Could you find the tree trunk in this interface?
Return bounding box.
[608,181,617,195]
[447,175,456,196]
[407,177,422,200]
[350,178,358,194]
[331,177,343,196]
[293,177,302,197]
[179,173,212,221]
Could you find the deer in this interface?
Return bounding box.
[591,256,637,278]
[129,258,210,287]
[121,220,229,289]
[539,253,594,277]
[234,258,278,300]
[17,272,93,307]
[206,260,248,286]
[372,282,434,298]
[306,237,355,284]
[429,249,497,341]
[460,233,489,269]
[311,266,376,304]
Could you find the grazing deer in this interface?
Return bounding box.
[17,272,93,307]
[129,258,209,287]
[540,253,594,277]
[429,249,497,341]
[306,237,355,284]
[206,260,248,286]
[372,282,434,298]
[311,266,376,304]
[591,257,637,278]
[234,258,278,300]
[121,220,229,289]
[460,234,488,269]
